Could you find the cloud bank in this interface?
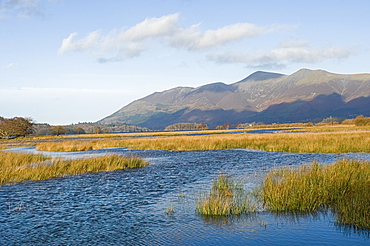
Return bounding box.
[208,40,357,69]
[59,13,357,68]
[59,13,285,63]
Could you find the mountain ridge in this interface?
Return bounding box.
[99,69,370,129]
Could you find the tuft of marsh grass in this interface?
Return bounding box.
[262,159,370,230]
[196,173,257,216]
[165,204,175,215]
[0,151,148,185]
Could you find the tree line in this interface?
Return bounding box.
[163,115,370,131]
[34,122,149,136]
[1,115,370,139]
[164,122,208,131]
[0,116,150,139]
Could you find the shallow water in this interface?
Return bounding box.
[1,147,370,245]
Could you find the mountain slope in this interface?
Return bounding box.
[99,69,370,129]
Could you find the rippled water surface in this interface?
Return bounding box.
[1,147,370,245]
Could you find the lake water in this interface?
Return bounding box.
[1,147,370,245]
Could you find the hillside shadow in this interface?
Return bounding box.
[139,93,370,129]
[252,93,370,123]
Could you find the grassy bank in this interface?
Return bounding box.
[0,129,249,150]
[0,151,148,185]
[262,159,370,229]
[36,130,370,153]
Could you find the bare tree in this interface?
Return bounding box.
[223,123,231,130]
[0,117,34,138]
[94,126,102,134]
[197,122,208,130]
[51,126,67,136]
[74,127,85,134]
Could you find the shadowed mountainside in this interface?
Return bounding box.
[99,69,370,129]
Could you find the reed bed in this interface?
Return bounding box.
[36,131,370,154]
[196,173,257,216]
[289,124,370,132]
[262,159,370,230]
[30,128,246,140]
[0,151,48,169]
[0,151,148,185]
[36,140,117,152]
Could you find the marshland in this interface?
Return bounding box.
[2,124,370,245]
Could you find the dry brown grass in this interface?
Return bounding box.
[262,159,370,229]
[36,130,370,154]
[0,151,148,185]
[196,173,257,216]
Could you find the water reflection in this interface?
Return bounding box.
[1,148,370,245]
[336,223,370,240]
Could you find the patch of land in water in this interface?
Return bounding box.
[2,124,370,153]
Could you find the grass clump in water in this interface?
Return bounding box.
[0,151,148,185]
[262,159,370,230]
[196,173,257,216]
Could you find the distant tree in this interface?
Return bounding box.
[165,123,199,131]
[94,126,102,134]
[321,117,343,125]
[216,125,224,130]
[0,117,34,138]
[235,122,242,129]
[223,123,231,130]
[51,126,67,136]
[197,122,208,130]
[0,118,15,139]
[13,117,34,136]
[74,127,85,134]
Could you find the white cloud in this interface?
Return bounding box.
[122,13,180,41]
[3,62,18,69]
[169,22,278,50]
[59,31,104,54]
[58,13,285,62]
[59,14,353,68]
[207,40,358,69]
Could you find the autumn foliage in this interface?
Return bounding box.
[0,117,34,139]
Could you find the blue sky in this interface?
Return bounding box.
[1,0,369,125]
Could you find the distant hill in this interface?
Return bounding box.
[99,69,370,129]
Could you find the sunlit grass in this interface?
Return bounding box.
[0,151,148,185]
[198,158,370,229]
[262,159,370,230]
[36,130,370,154]
[196,173,257,216]
[0,129,248,150]
[0,151,48,168]
[288,124,370,132]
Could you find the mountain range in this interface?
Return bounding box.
[99,69,370,129]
